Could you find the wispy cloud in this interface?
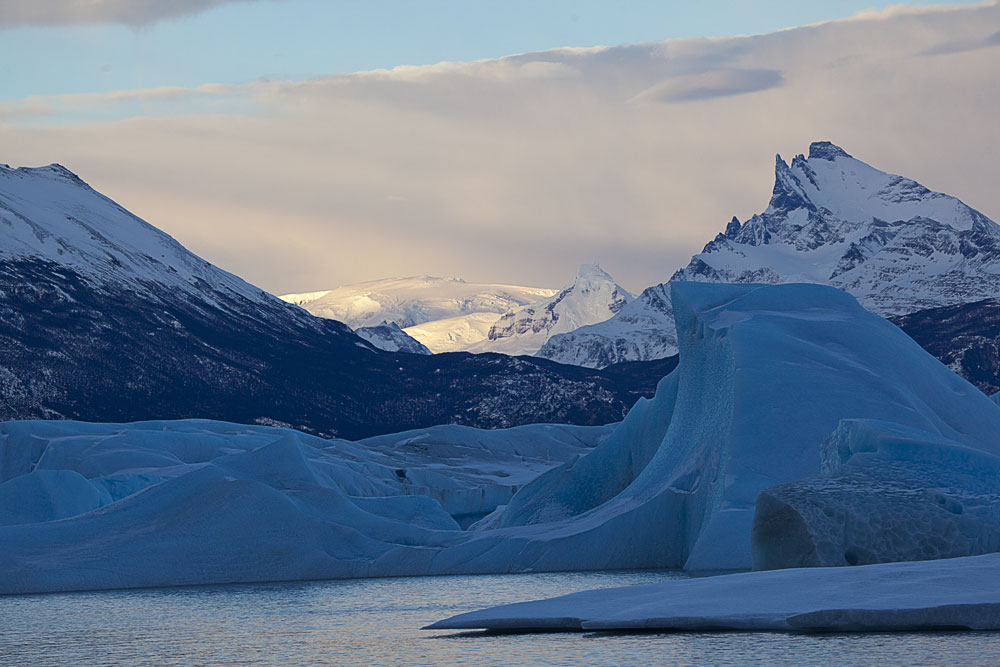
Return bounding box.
[0,0,277,28]
[2,2,998,295]
[630,68,784,104]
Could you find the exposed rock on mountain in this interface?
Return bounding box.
[353,321,431,355]
[538,142,1000,370]
[0,163,670,438]
[469,263,631,356]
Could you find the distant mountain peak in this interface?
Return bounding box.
[576,263,609,279]
[473,264,631,356]
[808,141,852,161]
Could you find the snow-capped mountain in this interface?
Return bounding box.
[536,283,676,369]
[354,321,431,355]
[539,142,1000,368]
[0,163,275,311]
[0,162,672,437]
[468,264,632,356]
[280,276,556,345]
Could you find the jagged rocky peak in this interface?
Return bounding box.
[807,140,853,160]
[539,141,1000,370]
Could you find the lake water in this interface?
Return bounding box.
[3,570,999,666]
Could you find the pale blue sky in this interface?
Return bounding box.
[0,0,985,102]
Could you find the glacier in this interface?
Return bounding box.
[488,281,1000,572]
[4,280,1000,594]
[538,141,1000,369]
[280,276,557,352]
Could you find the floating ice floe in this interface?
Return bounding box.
[427,553,1000,632]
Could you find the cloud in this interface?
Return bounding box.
[0,0,275,28]
[922,29,1000,55]
[2,2,999,296]
[630,68,784,104]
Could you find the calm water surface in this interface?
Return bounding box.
[2,570,999,666]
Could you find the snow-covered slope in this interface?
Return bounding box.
[468,264,632,356]
[0,163,670,436]
[0,164,273,310]
[536,283,676,368]
[401,312,502,353]
[353,321,430,354]
[538,142,1000,368]
[280,276,556,343]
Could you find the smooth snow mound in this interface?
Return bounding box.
[427,553,1000,632]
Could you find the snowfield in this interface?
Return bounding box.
[280,276,557,352]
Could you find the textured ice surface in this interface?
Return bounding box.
[486,282,1000,571]
[753,420,1000,570]
[427,553,1000,632]
[0,419,610,593]
[5,281,1000,593]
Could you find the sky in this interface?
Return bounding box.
[1,0,998,294]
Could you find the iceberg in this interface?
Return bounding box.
[427,553,1000,632]
[4,281,1000,594]
[481,282,1000,571]
[0,419,609,593]
[752,419,1000,570]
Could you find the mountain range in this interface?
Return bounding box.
[280,276,557,353]
[0,163,673,438]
